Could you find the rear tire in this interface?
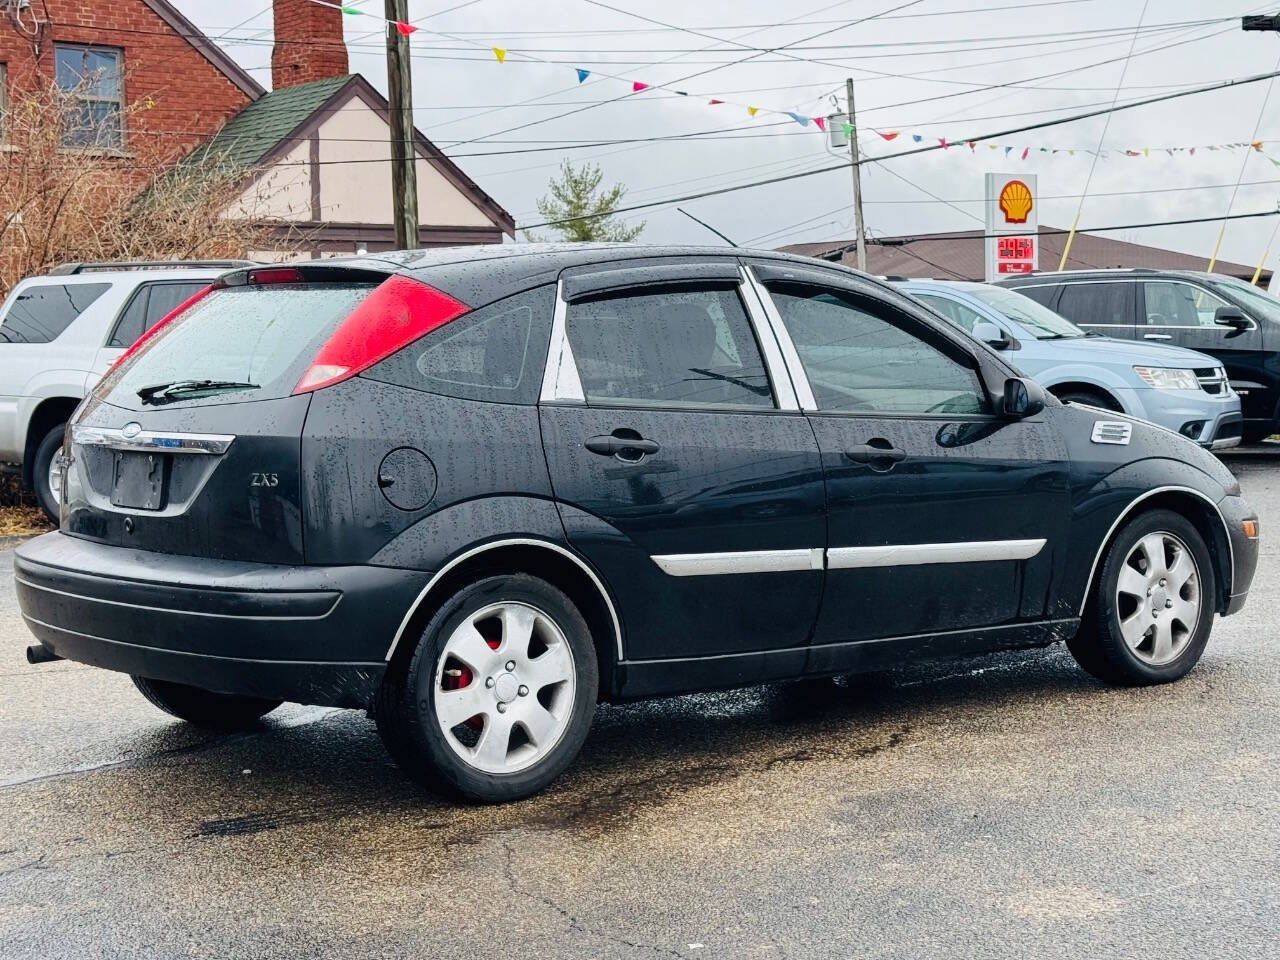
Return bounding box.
[32,424,66,525]
[376,574,598,803]
[1067,509,1216,686]
[131,676,283,730]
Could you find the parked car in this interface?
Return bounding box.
[996,268,1280,443]
[0,260,253,522]
[896,279,1242,449]
[16,247,1259,802]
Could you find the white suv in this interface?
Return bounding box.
[0,261,250,521]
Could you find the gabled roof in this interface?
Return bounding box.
[188,73,515,236]
[141,0,265,101]
[182,74,353,171]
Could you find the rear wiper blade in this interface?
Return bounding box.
[137,379,259,404]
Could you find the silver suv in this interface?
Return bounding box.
[0,261,250,521]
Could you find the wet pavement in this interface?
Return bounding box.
[2,458,1278,959]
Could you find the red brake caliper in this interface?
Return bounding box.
[442,636,502,730]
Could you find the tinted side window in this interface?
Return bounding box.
[566,286,774,409]
[109,281,209,347]
[915,294,987,333]
[0,282,110,344]
[1011,285,1057,309]
[365,285,554,405]
[1055,282,1134,326]
[1143,281,1229,327]
[767,283,989,415]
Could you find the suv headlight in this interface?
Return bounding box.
[1133,366,1200,390]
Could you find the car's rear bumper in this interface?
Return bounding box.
[14,533,428,707]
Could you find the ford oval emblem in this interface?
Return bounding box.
[120,422,143,440]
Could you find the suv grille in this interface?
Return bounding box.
[1195,367,1228,395]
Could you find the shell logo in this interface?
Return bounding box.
[999,179,1033,224]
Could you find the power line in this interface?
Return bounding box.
[519,66,1280,230]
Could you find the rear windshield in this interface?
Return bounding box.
[99,284,373,407]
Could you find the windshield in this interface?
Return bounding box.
[98,283,374,407]
[963,285,1087,339]
[1207,276,1280,325]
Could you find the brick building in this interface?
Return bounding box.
[0,0,260,164]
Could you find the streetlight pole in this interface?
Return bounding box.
[845,77,868,272]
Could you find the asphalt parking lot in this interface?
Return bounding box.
[1,457,1277,960]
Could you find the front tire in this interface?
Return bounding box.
[32,424,66,525]
[1068,509,1216,686]
[131,676,283,730]
[376,574,598,803]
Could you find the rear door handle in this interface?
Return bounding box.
[1143,333,1173,340]
[585,435,660,459]
[845,443,906,464]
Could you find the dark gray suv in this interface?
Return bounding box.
[998,269,1280,443]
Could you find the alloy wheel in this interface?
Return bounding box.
[433,601,577,775]
[1114,531,1201,666]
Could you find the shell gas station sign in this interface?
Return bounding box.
[984,173,1038,282]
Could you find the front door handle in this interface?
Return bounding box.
[585,434,660,461]
[1143,333,1173,340]
[845,442,907,468]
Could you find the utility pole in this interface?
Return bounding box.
[385,0,419,249]
[845,77,868,272]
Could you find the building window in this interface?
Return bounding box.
[54,45,124,149]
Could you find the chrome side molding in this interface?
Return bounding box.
[652,548,825,577]
[71,424,234,455]
[652,539,1046,575]
[827,539,1046,569]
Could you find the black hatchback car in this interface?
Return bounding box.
[997,268,1280,443]
[16,245,1260,802]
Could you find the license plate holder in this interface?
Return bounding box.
[111,451,167,510]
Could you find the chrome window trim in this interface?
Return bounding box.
[827,539,1046,570]
[652,548,824,577]
[742,266,818,410]
[737,267,800,411]
[384,538,623,663]
[70,424,234,455]
[1077,485,1234,616]
[539,280,585,403]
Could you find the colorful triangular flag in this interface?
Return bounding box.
[912,134,922,143]
[812,116,826,131]
[340,4,362,13]
[747,106,758,117]
[633,81,649,92]
[879,131,899,141]
[1005,146,1013,156]
[395,21,417,34]
[1020,147,1029,160]
[575,68,590,83]
[785,112,811,127]
[709,99,723,105]
[491,47,506,63]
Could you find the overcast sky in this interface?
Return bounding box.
[178,0,1280,269]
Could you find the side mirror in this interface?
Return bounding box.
[972,320,1010,349]
[1003,377,1046,419]
[1214,305,1251,338]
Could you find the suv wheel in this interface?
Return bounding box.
[131,676,283,729]
[376,574,598,803]
[32,424,66,524]
[1067,509,1216,685]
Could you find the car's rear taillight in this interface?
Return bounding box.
[106,284,215,373]
[293,275,469,394]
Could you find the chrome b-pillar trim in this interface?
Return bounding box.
[539,280,585,403]
[741,265,818,411]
